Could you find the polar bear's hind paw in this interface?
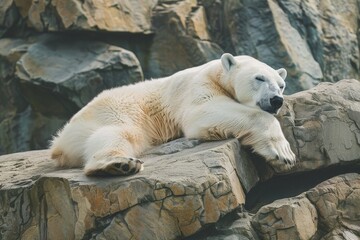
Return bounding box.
[85,157,144,176]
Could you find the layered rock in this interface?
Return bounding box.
[278,79,360,173]
[0,139,245,240]
[0,0,157,34]
[146,0,223,79]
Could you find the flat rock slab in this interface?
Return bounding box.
[0,139,245,240]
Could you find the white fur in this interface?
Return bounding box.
[50,54,296,175]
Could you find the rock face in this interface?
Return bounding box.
[1,0,360,154]
[16,34,143,117]
[277,79,360,173]
[1,0,157,34]
[203,0,359,93]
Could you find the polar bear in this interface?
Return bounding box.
[50,53,296,176]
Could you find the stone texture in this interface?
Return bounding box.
[0,139,246,240]
[16,34,144,115]
[207,212,260,240]
[202,0,359,94]
[1,0,157,33]
[252,196,318,240]
[277,79,360,173]
[0,38,32,154]
[306,174,360,237]
[276,0,360,84]
[0,35,143,154]
[146,0,223,79]
[251,173,360,240]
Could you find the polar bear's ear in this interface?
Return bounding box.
[277,68,287,80]
[221,53,237,72]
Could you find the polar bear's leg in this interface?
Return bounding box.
[83,125,148,176]
[50,121,98,168]
[183,99,296,167]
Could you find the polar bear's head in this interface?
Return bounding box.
[221,53,287,114]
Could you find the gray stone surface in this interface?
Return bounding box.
[277,79,360,173]
[16,35,144,115]
[0,139,246,240]
[0,38,32,154]
[202,0,359,94]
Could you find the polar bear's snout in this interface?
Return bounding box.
[257,95,284,115]
[270,96,283,112]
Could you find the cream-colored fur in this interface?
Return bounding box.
[50,53,296,176]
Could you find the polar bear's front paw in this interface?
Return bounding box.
[274,141,296,166]
[85,157,144,176]
[269,140,296,171]
[254,139,296,170]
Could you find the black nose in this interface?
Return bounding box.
[270,96,283,110]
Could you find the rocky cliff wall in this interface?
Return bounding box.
[0,0,359,154]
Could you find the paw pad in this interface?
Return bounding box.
[86,157,144,176]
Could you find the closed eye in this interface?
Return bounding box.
[255,76,265,82]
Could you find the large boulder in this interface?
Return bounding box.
[252,195,318,240]
[278,79,360,173]
[0,139,245,240]
[16,34,144,117]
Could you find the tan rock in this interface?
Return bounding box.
[250,173,360,240]
[187,6,211,40]
[307,173,360,234]
[276,79,360,174]
[268,0,323,90]
[0,139,245,239]
[252,196,317,240]
[125,202,181,239]
[25,0,157,33]
[147,0,223,79]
